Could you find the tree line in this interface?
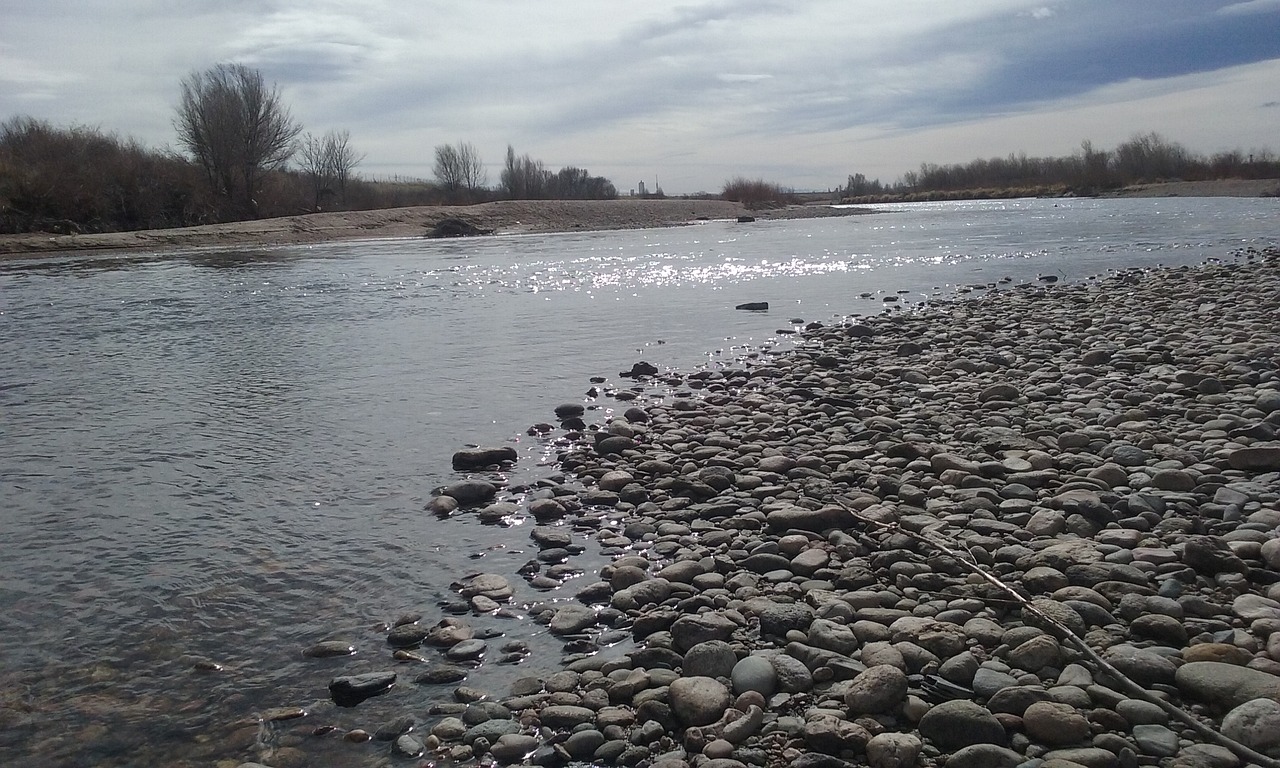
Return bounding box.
[841,133,1280,202]
[1,62,617,236]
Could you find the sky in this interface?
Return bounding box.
[2,0,1279,194]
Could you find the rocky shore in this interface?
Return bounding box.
[260,247,1280,768]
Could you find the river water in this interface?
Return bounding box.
[0,197,1275,766]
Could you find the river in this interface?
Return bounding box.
[0,197,1275,766]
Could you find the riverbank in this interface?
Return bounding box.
[344,247,1280,767]
[0,198,868,259]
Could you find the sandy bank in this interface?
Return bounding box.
[0,199,868,260]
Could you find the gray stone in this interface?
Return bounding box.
[438,479,498,505]
[684,640,738,678]
[1023,701,1090,746]
[732,655,778,697]
[539,705,596,729]
[490,733,539,763]
[671,612,737,651]
[393,734,425,758]
[1132,724,1179,757]
[865,732,922,768]
[917,700,1006,750]
[807,618,859,655]
[549,604,598,635]
[845,665,909,715]
[943,744,1023,768]
[669,676,731,726]
[1176,661,1280,709]
[758,602,815,638]
[1221,698,1280,757]
[464,718,520,745]
[770,652,814,692]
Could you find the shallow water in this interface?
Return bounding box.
[0,197,1275,765]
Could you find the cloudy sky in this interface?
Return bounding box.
[3,0,1279,193]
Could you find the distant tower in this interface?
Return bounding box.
[638,180,647,196]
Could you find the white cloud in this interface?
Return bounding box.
[0,1,1276,191]
[1217,0,1280,15]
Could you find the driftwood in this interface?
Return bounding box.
[833,496,1280,768]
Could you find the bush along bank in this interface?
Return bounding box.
[292,247,1280,768]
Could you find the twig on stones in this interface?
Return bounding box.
[833,496,1280,768]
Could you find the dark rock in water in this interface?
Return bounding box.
[452,446,517,470]
[1038,274,1060,283]
[737,215,756,223]
[415,665,469,685]
[386,624,430,648]
[329,671,396,707]
[554,403,585,419]
[304,640,356,658]
[436,479,498,506]
[620,361,659,378]
[393,734,425,758]
[736,302,769,311]
[425,217,492,238]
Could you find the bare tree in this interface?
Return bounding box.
[297,129,363,209]
[175,63,302,218]
[433,142,486,200]
[500,145,547,199]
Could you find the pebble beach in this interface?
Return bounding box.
[251,246,1280,766]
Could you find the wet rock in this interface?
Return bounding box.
[304,640,356,658]
[386,624,430,648]
[438,479,498,505]
[393,734,425,758]
[539,705,596,729]
[329,671,396,707]
[549,604,597,635]
[452,446,518,470]
[490,733,540,763]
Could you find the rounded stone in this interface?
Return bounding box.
[1221,698,1280,757]
[684,640,738,679]
[865,731,923,768]
[917,700,1006,750]
[1022,701,1089,746]
[845,665,909,715]
[668,676,732,726]
[731,655,778,697]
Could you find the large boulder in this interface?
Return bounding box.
[668,676,731,726]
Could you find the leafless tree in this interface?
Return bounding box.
[174,63,302,218]
[433,142,486,199]
[297,129,363,209]
[500,145,547,199]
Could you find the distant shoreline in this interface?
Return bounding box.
[1,178,1274,260]
[0,199,869,260]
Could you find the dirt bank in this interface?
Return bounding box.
[0,199,868,259]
